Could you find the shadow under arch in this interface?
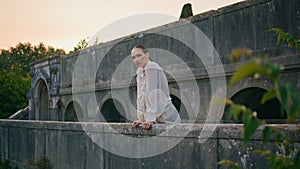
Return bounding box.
[223,87,287,123]
[99,99,126,122]
[170,94,188,122]
[64,101,83,122]
[35,79,49,120]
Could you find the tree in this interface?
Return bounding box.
[72,37,89,52]
[180,3,193,19]
[70,37,102,53]
[0,42,65,76]
[0,42,65,118]
[0,68,30,118]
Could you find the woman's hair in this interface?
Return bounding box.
[132,44,153,61]
[132,45,149,54]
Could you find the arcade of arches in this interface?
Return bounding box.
[34,84,286,123]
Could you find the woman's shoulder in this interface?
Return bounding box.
[145,61,162,70]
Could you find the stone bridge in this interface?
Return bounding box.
[27,0,300,123]
[2,0,300,168]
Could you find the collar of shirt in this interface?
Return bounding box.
[136,60,150,77]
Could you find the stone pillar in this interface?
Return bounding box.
[49,59,61,121]
[28,71,35,120]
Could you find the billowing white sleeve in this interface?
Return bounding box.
[145,68,160,122]
[136,75,144,121]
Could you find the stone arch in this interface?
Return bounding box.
[227,78,272,99]
[223,87,287,123]
[99,98,126,122]
[35,79,49,120]
[64,101,83,122]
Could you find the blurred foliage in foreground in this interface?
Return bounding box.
[219,28,300,168]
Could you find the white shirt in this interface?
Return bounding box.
[136,61,181,124]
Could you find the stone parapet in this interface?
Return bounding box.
[0,120,299,169]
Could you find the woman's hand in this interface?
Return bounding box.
[132,121,154,130]
[132,120,142,128]
[141,122,154,130]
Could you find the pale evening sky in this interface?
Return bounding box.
[0,0,243,52]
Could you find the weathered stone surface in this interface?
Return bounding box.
[10,0,300,167]
[0,120,299,169]
[27,0,300,123]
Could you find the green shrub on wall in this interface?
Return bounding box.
[27,156,52,169]
[0,159,18,169]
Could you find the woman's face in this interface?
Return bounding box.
[131,48,150,68]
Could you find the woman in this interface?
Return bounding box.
[131,45,181,130]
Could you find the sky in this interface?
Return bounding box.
[0,0,243,52]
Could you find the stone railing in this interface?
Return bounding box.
[0,120,299,169]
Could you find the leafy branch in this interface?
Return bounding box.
[220,28,300,169]
[270,28,300,53]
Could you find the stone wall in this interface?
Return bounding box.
[6,0,300,168]
[0,120,299,169]
[27,0,300,123]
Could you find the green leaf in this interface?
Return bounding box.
[262,62,283,80]
[218,159,240,169]
[261,89,276,104]
[271,27,300,51]
[252,149,271,156]
[269,155,277,169]
[278,83,288,116]
[230,63,260,86]
[270,28,282,45]
[263,127,272,144]
[242,109,252,126]
[287,85,300,122]
[242,110,261,145]
[244,118,260,145]
[228,104,243,121]
[277,83,300,122]
[294,151,300,169]
[275,132,286,143]
[288,37,296,48]
[297,41,300,53]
